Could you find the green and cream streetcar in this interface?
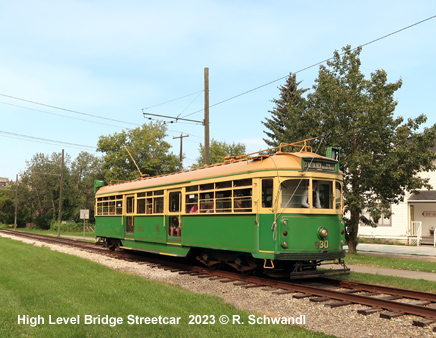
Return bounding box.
[95,139,348,278]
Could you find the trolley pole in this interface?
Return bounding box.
[204,67,210,166]
[57,149,64,238]
[173,133,189,171]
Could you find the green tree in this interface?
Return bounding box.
[70,152,104,221]
[97,122,179,182]
[262,73,314,147]
[263,45,436,253]
[20,152,73,229]
[0,189,14,225]
[192,139,247,168]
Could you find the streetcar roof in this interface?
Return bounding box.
[95,151,335,195]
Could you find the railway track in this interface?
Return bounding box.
[1,228,436,330]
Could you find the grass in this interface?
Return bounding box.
[358,237,406,245]
[0,223,95,239]
[0,237,333,338]
[345,253,436,273]
[337,272,436,293]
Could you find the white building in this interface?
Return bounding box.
[358,146,436,245]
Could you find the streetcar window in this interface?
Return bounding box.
[234,178,252,187]
[116,200,122,215]
[145,198,153,214]
[335,182,342,210]
[109,201,115,215]
[281,179,334,209]
[318,180,333,209]
[169,192,181,212]
[234,189,252,212]
[200,183,214,191]
[216,181,232,189]
[103,201,109,214]
[137,199,146,214]
[126,196,134,214]
[281,179,309,208]
[96,195,123,216]
[216,190,232,213]
[262,179,273,208]
[135,190,165,215]
[154,197,164,213]
[186,193,198,213]
[180,178,253,214]
[199,193,214,213]
[186,185,198,192]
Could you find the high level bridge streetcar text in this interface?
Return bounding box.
[94,138,348,278]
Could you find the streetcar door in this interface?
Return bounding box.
[124,194,135,239]
[167,189,182,241]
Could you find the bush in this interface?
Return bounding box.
[50,220,94,233]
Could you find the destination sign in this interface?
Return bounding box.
[303,160,336,172]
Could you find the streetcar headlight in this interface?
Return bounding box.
[282,241,288,248]
[318,227,328,239]
[283,220,288,226]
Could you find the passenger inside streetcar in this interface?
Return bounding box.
[302,180,321,208]
[169,216,181,237]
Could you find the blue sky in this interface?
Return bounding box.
[1,0,436,180]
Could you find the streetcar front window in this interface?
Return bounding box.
[318,180,333,209]
[280,179,335,210]
[281,179,309,209]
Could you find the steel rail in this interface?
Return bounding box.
[189,268,436,320]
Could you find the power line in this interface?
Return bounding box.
[143,90,203,110]
[0,94,203,140]
[0,130,96,150]
[182,14,436,118]
[0,101,126,129]
[177,90,203,118]
[0,93,138,127]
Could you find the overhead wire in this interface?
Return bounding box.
[143,90,204,110]
[182,14,436,119]
[0,93,139,127]
[0,101,126,129]
[0,94,203,141]
[0,131,96,151]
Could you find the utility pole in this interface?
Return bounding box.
[204,67,210,166]
[142,68,210,165]
[13,174,18,231]
[173,133,189,171]
[57,149,64,238]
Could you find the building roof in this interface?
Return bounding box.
[409,190,436,201]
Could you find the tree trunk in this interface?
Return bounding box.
[346,210,360,253]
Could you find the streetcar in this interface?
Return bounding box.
[94,139,348,278]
